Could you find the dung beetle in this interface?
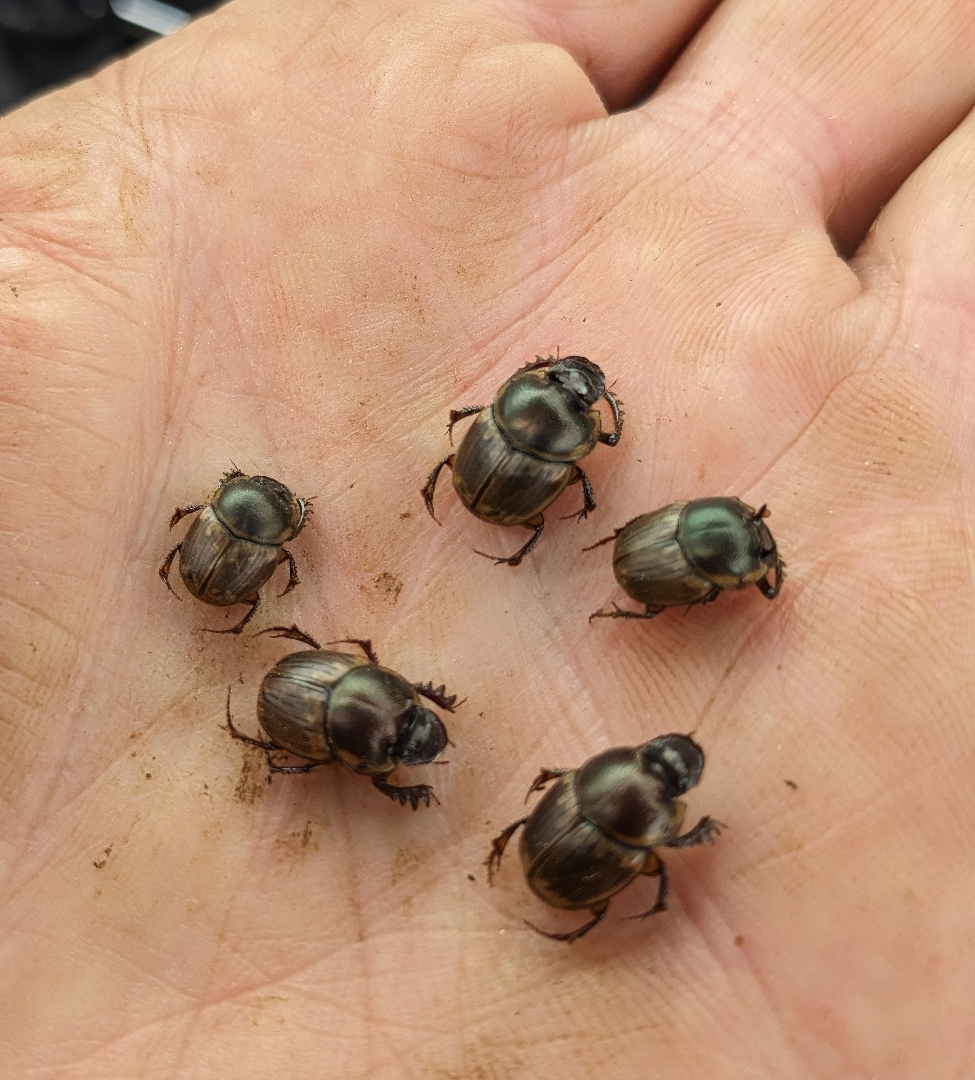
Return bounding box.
[225,625,459,809]
[486,735,720,942]
[159,469,309,634]
[422,355,622,566]
[588,497,783,621]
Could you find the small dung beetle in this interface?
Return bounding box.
[159,469,309,634]
[486,735,720,942]
[588,496,783,622]
[422,355,622,566]
[226,625,459,809]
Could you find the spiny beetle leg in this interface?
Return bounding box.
[525,768,569,801]
[485,817,527,883]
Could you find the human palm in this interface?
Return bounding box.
[3,0,974,1075]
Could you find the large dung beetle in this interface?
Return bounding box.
[422,355,622,566]
[226,625,459,809]
[588,497,783,621]
[486,735,720,942]
[160,469,309,634]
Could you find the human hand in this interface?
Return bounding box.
[2,0,974,1075]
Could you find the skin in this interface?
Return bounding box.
[2,0,974,1076]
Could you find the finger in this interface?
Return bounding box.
[497,0,720,110]
[853,102,975,423]
[651,0,975,253]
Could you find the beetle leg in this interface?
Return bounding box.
[168,504,205,530]
[168,503,205,530]
[297,494,315,522]
[277,548,300,596]
[325,637,378,663]
[474,515,544,567]
[597,388,624,446]
[523,354,557,371]
[581,527,624,553]
[225,688,278,752]
[221,466,245,483]
[372,775,440,810]
[258,624,324,650]
[628,857,670,919]
[158,543,183,597]
[525,901,609,944]
[267,758,329,775]
[588,601,660,623]
[755,557,785,600]
[561,466,596,522]
[485,817,528,883]
[413,681,463,711]
[524,768,570,801]
[684,585,721,613]
[668,815,724,848]
[207,595,261,635]
[421,454,455,524]
[446,406,483,445]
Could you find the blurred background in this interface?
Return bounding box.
[0,0,218,113]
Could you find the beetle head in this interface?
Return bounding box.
[394,707,448,765]
[548,356,606,407]
[640,734,705,798]
[215,473,306,544]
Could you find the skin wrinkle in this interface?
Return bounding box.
[644,88,813,194]
[1,773,150,908]
[690,602,791,735]
[462,211,635,346]
[17,923,215,1018]
[154,292,222,466]
[57,828,346,1015]
[659,47,971,254]
[570,954,725,1062]
[612,626,709,722]
[684,895,815,1078]
[414,123,621,315]
[495,0,721,110]
[1,651,210,859]
[579,122,718,219]
[0,398,119,446]
[0,594,83,646]
[0,349,141,388]
[486,618,600,777]
[36,1011,206,1080]
[1,127,150,252]
[511,992,673,1060]
[741,372,863,496]
[799,0,954,90]
[7,490,107,527]
[165,858,265,1079]
[0,239,139,298]
[731,781,903,885]
[0,686,42,716]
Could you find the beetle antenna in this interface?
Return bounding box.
[221,461,246,482]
